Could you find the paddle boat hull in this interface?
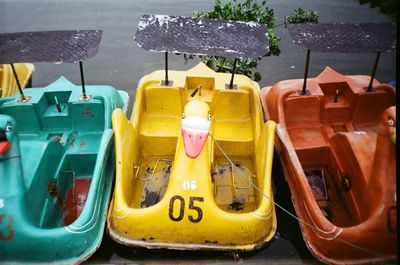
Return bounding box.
[108,62,277,250]
[261,67,396,264]
[0,76,128,264]
[0,63,35,98]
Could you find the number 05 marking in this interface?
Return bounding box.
[168,195,204,223]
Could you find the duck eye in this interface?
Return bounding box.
[208,113,212,120]
[181,113,185,119]
[5,122,12,132]
[388,118,395,127]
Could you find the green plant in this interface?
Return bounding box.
[184,0,281,82]
[285,8,319,24]
[358,0,396,20]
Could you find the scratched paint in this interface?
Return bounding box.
[84,108,93,115]
[0,214,14,241]
[48,181,64,205]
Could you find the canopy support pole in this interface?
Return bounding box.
[165,52,169,84]
[366,52,381,92]
[299,49,311,96]
[10,63,27,101]
[79,61,88,99]
[228,58,238,89]
[162,51,172,86]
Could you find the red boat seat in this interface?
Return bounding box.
[330,131,377,221]
[284,95,321,128]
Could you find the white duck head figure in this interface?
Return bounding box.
[181,99,211,159]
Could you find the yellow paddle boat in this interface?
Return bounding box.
[107,15,277,251]
[0,63,35,98]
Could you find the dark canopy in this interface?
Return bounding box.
[0,30,102,64]
[134,14,269,59]
[288,23,396,53]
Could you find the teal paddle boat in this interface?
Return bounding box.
[0,31,128,264]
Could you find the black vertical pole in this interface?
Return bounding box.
[165,51,169,85]
[79,61,87,98]
[334,89,339,103]
[366,52,381,92]
[229,58,238,89]
[301,49,311,95]
[10,64,26,101]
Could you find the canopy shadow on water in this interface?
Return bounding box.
[287,23,396,94]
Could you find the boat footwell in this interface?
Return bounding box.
[213,159,257,213]
[63,178,92,226]
[133,158,173,208]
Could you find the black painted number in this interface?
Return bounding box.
[169,195,185,222]
[188,197,204,223]
[168,195,204,223]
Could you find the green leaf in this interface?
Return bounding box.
[183,0,282,81]
[286,8,319,24]
[207,57,218,70]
